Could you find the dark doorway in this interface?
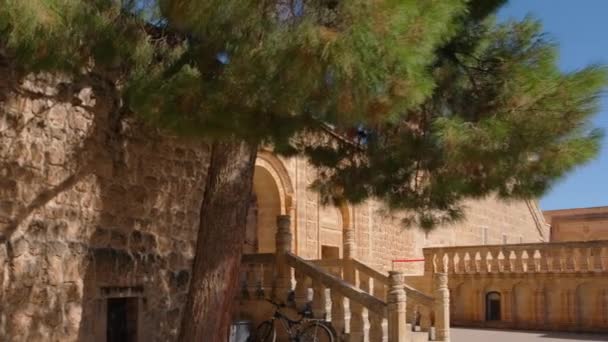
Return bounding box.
[321,245,340,259]
[485,292,501,321]
[107,297,139,342]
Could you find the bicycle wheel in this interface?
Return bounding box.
[298,321,335,342]
[253,320,276,342]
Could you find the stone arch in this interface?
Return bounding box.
[513,282,534,328]
[576,282,597,328]
[256,151,294,214]
[245,151,294,253]
[451,282,468,323]
[485,291,502,321]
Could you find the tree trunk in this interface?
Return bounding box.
[179,139,258,342]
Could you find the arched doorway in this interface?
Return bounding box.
[244,152,294,254]
[251,165,282,253]
[486,292,501,321]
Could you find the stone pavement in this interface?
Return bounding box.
[451,328,608,342]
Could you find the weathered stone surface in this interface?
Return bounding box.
[1,74,210,341]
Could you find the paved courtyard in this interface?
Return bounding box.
[452,328,608,342]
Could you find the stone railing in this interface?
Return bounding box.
[239,215,450,341]
[312,258,443,338]
[423,240,608,275]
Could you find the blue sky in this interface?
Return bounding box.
[498,1,608,210]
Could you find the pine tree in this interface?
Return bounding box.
[1,0,606,341]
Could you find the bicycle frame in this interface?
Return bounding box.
[268,308,305,341]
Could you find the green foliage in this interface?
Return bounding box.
[2,0,606,231]
[303,3,608,229]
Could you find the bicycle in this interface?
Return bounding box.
[250,298,336,342]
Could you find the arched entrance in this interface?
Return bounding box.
[486,292,501,321]
[244,152,294,254]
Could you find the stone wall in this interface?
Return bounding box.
[423,241,608,332]
[544,206,608,242]
[0,74,210,341]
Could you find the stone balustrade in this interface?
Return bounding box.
[238,215,451,341]
[423,240,608,275]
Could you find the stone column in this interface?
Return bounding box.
[434,273,450,342]
[343,227,356,260]
[387,271,407,342]
[275,215,292,302]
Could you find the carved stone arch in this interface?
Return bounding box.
[255,150,295,214]
[513,282,534,327]
[245,151,295,253]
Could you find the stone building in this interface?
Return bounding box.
[544,206,608,242]
[1,74,600,342]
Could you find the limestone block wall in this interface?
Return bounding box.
[424,241,608,333]
[0,74,209,341]
[544,206,608,242]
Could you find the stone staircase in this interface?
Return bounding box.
[236,216,450,342]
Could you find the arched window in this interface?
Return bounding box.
[486,292,501,321]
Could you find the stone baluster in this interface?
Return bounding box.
[446,252,455,274]
[539,247,550,272]
[526,248,537,272]
[262,263,274,298]
[294,270,308,310]
[514,249,525,273]
[330,290,345,339]
[349,300,365,341]
[463,252,472,273]
[312,279,326,319]
[473,251,481,273]
[349,267,365,342]
[564,247,575,271]
[275,215,292,302]
[580,247,591,272]
[591,246,603,271]
[387,271,407,342]
[434,273,450,342]
[369,311,385,342]
[480,249,490,273]
[489,249,500,273]
[453,252,461,274]
[423,249,435,274]
[439,251,448,273]
[502,249,513,272]
[601,247,608,271]
[556,246,566,272]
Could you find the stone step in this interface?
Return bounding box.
[410,331,430,342]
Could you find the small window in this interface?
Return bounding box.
[481,228,488,245]
[485,292,501,321]
[519,236,524,244]
[107,297,139,342]
[502,234,508,244]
